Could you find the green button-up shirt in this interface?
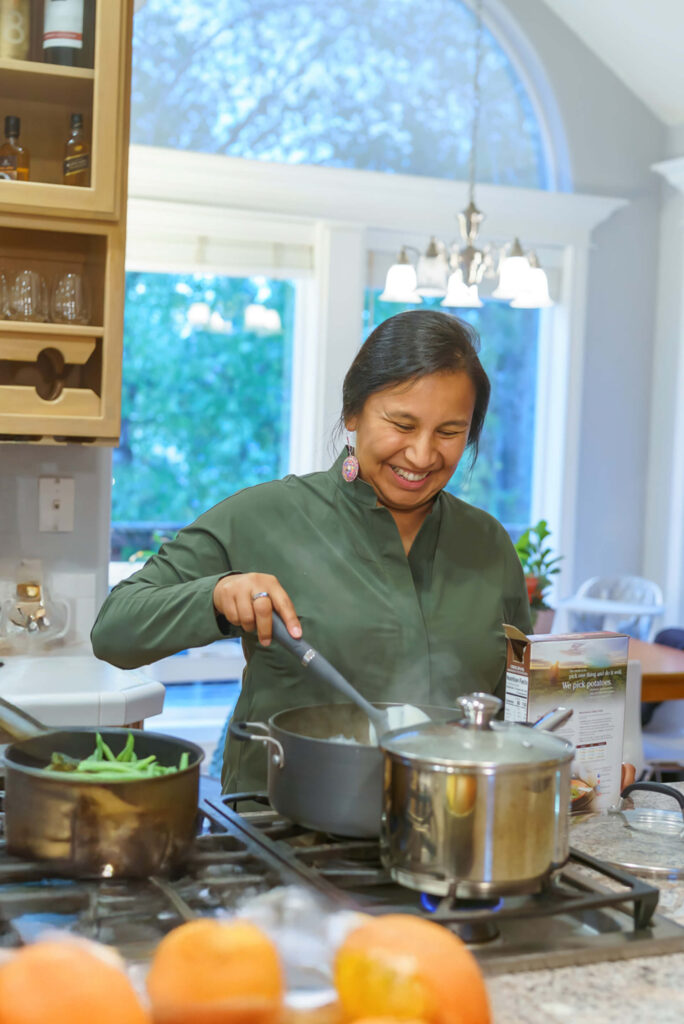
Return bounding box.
[92,454,531,791]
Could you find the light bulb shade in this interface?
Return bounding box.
[440,270,483,308]
[416,250,449,297]
[244,304,282,332]
[380,262,421,303]
[510,266,554,308]
[492,254,532,300]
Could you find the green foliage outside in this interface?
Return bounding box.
[112,273,294,543]
[112,277,540,558]
[131,0,546,189]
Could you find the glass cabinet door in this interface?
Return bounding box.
[0,0,130,219]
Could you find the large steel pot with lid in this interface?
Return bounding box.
[379,692,574,898]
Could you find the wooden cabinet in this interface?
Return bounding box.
[0,0,133,445]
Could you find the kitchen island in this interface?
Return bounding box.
[488,784,684,1024]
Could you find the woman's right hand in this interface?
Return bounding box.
[212,573,302,647]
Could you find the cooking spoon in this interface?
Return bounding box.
[270,612,430,742]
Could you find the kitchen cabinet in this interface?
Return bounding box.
[0,0,133,445]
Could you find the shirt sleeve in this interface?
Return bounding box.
[91,516,240,670]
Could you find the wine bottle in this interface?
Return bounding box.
[63,112,90,187]
[0,0,30,60]
[0,116,30,181]
[43,0,94,68]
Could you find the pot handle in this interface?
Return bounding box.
[0,693,49,741]
[228,720,285,768]
[532,706,573,733]
[619,781,684,818]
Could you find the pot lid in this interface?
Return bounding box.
[379,692,573,768]
[571,782,684,878]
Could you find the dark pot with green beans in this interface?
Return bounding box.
[0,696,204,879]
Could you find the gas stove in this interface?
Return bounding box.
[1,778,684,975]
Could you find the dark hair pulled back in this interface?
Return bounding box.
[342,310,490,462]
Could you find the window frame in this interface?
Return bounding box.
[125,144,624,601]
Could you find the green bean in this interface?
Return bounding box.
[46,732,190,779]
[117,733,136,762]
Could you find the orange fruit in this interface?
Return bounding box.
[350,1019,429,1024]
[0,938,149,1024]
[334,915,490,1024]
[146,918,284,1024]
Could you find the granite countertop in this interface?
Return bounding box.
[488,783,684,1024]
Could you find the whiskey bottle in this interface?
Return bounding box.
[0,0,30,60]
[0,116,30,181]
[43,0,94,68]
[63,113,90,187]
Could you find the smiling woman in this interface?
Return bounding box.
[342,310,489,554]
[93,309,532,795]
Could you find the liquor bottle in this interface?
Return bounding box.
[63,112,90,187]
[0,0,30,60]
[43,0,95,68]
[0,116,30,181]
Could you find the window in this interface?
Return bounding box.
[131,0,547,188]
[364,291,539,535]
[111,272,295,560]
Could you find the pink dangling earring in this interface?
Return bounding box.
[342,435,359,482]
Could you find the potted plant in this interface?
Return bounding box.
[514,519,563,632]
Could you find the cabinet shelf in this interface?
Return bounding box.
[0,58,93,106]
[0,0,131,444]
[0,321,104,338]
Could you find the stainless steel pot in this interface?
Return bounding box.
[230,702,459,838]
[379,692,574,898]
[0,696,204,879]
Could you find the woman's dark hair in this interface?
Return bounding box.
[341,310,490,462]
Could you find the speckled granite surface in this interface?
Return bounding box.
[488,784,684,1023]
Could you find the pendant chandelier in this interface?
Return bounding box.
[380,0,553,310]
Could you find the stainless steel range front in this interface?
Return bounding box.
[1,778,684,975]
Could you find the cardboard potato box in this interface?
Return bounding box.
[503,626,629,814]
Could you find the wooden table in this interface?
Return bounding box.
[629,638,684,701]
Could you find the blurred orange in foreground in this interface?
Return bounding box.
[0,939,150,1024]
[349,1018,429,1024]
[146,918,284,1024]
[334,914,490,1024]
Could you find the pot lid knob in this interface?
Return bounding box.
[457,692,502,729]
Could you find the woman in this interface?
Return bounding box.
[92,310,532,791]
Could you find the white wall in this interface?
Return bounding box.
[0,445,111,644]
[496,0,667,596]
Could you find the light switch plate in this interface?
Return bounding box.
[39,477,75,532]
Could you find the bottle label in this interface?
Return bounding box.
[43,0,83,50]
[0,153,18,178]
[64,153,90,175]
[0,0,30,60]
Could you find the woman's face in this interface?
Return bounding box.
[346,370,477,513]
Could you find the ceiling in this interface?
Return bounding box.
[539,0,684,126]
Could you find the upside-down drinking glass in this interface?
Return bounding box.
[9,269,49,322]
[50,271,90,325]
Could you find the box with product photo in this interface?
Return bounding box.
[503,625,629,814]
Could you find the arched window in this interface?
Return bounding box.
[131,0,548,188]
[119,0,557,559]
